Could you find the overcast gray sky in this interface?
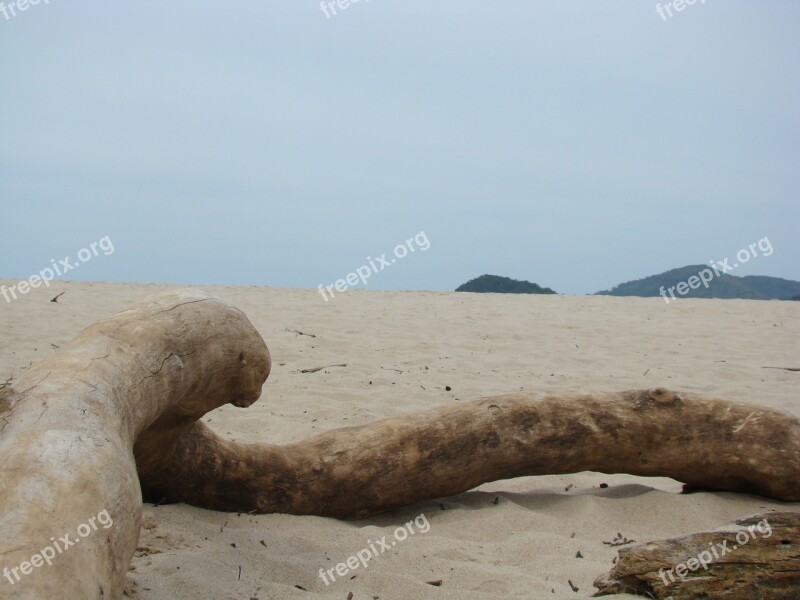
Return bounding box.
[1,1,797,295]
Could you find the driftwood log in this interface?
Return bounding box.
[1,290,799,599]
[594,511,800,598]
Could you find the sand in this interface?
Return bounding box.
[1,281,798,599]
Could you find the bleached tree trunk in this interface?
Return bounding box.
[0,291,271,599]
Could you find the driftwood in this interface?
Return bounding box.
[1,290,799,599]
[594,511,800,598]
[0,291,271,599]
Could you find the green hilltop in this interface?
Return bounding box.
[596,265,800,300]
[456,274,557,295]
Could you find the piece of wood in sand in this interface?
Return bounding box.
[594,511,800,599]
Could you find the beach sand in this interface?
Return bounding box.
[1,281,798,599]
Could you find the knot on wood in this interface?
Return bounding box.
[648,388,681,405]
[630,388,683,411]
[0,386,19,415]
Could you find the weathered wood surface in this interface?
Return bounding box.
[594,511,800,599]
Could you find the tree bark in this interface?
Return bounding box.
[594,511,800,599]
[1,291,799,599]
[137,383,800,518]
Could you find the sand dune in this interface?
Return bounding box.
[1,281,798,599]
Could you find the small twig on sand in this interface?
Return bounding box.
[762,366,800,372]
[285,328,316,338]
[299,364,347,374]
[51,292,66,303]
[603,533,636,547]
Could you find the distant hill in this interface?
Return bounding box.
[596,265,800,300]
[456,274,557,295]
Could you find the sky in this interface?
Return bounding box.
[1,1,798,295]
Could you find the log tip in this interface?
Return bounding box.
[592,572,657,597]
[0,386,18,417]
[230,349,271,408]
